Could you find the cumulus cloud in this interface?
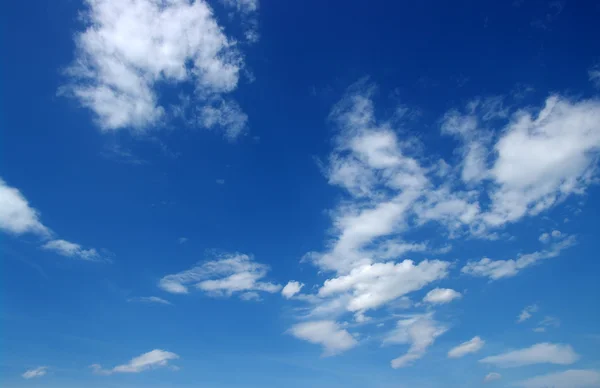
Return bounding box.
[0,178,50,236]
[158,252,280,296]
[62,0,250,137]
[288,320,357,356]
[281,281,304,299]
[448,336,484,358]
[479,343,579,367]
[42,239,104,261]
[91,349,179,375]
[462,235,575,279]
[318,259,450,313]
[423,288,462,304]
[22,366,48,379]
[515,369,600,388]
[484,372,501,383]
[485,96,600,226]
[384,313,447,368]
[127,296,171,305]
[517,304,539,323]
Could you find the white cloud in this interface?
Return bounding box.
[42,239,103,261]
[127,296,171,305]
[199,98,248,139]
[288,320,357,356]
[462,235,575,279]
[22,366,48,379]
[63,0,248,136]
[534,315,560,332]
[91,349,179,375]
[517,304,539,323]
[178,237,188,244]
[479,343,579,367]
[158,252,280,296]
[484,372,501,383]
[423,288,462,304]
[0,178,50,236]
[448,336,484,358]
[538,233,550,243]
[384,313,447,368]
[281,281,304,299]
[239,291,261,301]
[318,259,450,313]
[515,369,600,388]
[485,96,600,226]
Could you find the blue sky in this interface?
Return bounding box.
[1,0,600,387]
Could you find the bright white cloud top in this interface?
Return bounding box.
[423,288,462,304]
[288,320,357,356]
[63,0,250,138]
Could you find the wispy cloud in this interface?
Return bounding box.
[127,296,171,305]
[448,336,485,358]
[515,369,600,388]
[22,366,48,379]
[480,343,578,367]
[158,252,281,297]
[42,239,105,262]
[517,304,539,323]
[384,313,447,368]
[91,349,179,375]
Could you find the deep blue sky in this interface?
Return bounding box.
[2,1,600,387]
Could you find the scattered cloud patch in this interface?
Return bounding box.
[91,349,179,375]
[517,304,539,323]
[384,313,447,368]
[178,237,188,244]
[281,281,304,299]
[239,291,261,301]
[534,316,560,332]
[42,239,104,261]
[216,179,226,185]
[22,366,48,379]
[158,252,281,296]
[423,288,462,304]
[127,296,171,305]
[448,336,484,358]
[479,343,579,368]
[462,235,575,279]
[484,372,501,383]
[515,369,600,388]
[0,178,50,237]
[288,320,357,356]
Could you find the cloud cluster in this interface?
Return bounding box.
[158,252,281,297]
[289,80,600,366]
[63,0,251,137]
